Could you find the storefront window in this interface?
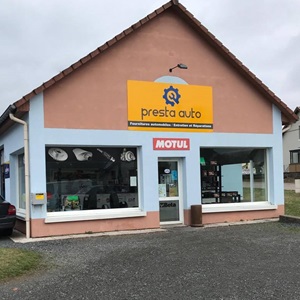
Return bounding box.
[18,154,26,209]
[200,148,267,204]
[46,147,138,212]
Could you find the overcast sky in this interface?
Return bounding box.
[1,0,299,115]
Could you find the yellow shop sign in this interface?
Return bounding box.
[127,80,213,132]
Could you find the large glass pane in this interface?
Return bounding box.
[158,161,180,222]
[200,148,267,203]
[292,152,297,163]
[45,147,138,212]
[251,151,267,201]
[158,161,178,197]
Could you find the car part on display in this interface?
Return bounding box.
[97,148,115,162]
[73,148,93,161]
[97,148,116,169]
[63,195,80,210]
[120,148,136,162]
[48,148,68,161]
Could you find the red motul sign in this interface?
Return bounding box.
[153,138,190,150]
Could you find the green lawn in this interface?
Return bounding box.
[242,187,267,202]
[242,187,300,217]
[1,189,299,283]
[284,189,300,217]
[0,248,42,281]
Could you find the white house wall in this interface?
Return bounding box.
[282,115,300,170]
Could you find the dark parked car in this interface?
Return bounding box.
[0,195,16,236]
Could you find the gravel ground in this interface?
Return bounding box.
[1,222,300,300]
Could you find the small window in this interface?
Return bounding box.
[290,150,300,164]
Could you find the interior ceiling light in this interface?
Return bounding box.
[169,63,188,72]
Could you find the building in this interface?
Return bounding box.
[0,0,297,238]
[283,107,300,173]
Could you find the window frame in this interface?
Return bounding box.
[200,146,270,204]
[45,146,144,221]
[17,153,26,213]
[290,150,300,164]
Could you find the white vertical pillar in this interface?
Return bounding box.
[250,160,254,202]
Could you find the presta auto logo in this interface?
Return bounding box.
[140,85,201,120]
[163,86,181,107]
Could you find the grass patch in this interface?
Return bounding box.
[285,190,300,217]
[242,187,300,217]
[242,187,267,202]
[260,221,300,233]
[0,248,42,281]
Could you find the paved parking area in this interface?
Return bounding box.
[1,221,300,300]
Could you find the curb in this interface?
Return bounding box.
[10,228,167,244]
[203,218,279,228]
[279,215,300,224]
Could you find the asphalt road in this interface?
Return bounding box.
[1,222,300,300]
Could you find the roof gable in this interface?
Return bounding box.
[1,0,298,129]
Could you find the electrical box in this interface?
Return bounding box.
[31,193,47,205]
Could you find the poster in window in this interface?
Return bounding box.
[159,184,167,197]
[4,163,9,179]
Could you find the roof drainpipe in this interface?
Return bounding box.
[282,125,291,134]
[9,113,30,239]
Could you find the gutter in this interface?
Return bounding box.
[0,105,17,126]
[282,125,291,134]
[9,113,30,239]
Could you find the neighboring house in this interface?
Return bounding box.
[283,107,300,172]
[0,0,297,238]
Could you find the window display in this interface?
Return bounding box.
[200,148,267,204]
[45,146,138,212]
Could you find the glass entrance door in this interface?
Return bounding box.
[158,159,182,223]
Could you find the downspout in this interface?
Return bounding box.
[9,113,30,239]
[282,125,291,134]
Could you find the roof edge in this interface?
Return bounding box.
[0,0,297,127]
[170,2,298,124]
[0,105,17,127]
[10,1,176,114]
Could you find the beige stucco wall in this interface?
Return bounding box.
[30,212,160,238]
[29,206,283,238]
[44,10,272,133]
